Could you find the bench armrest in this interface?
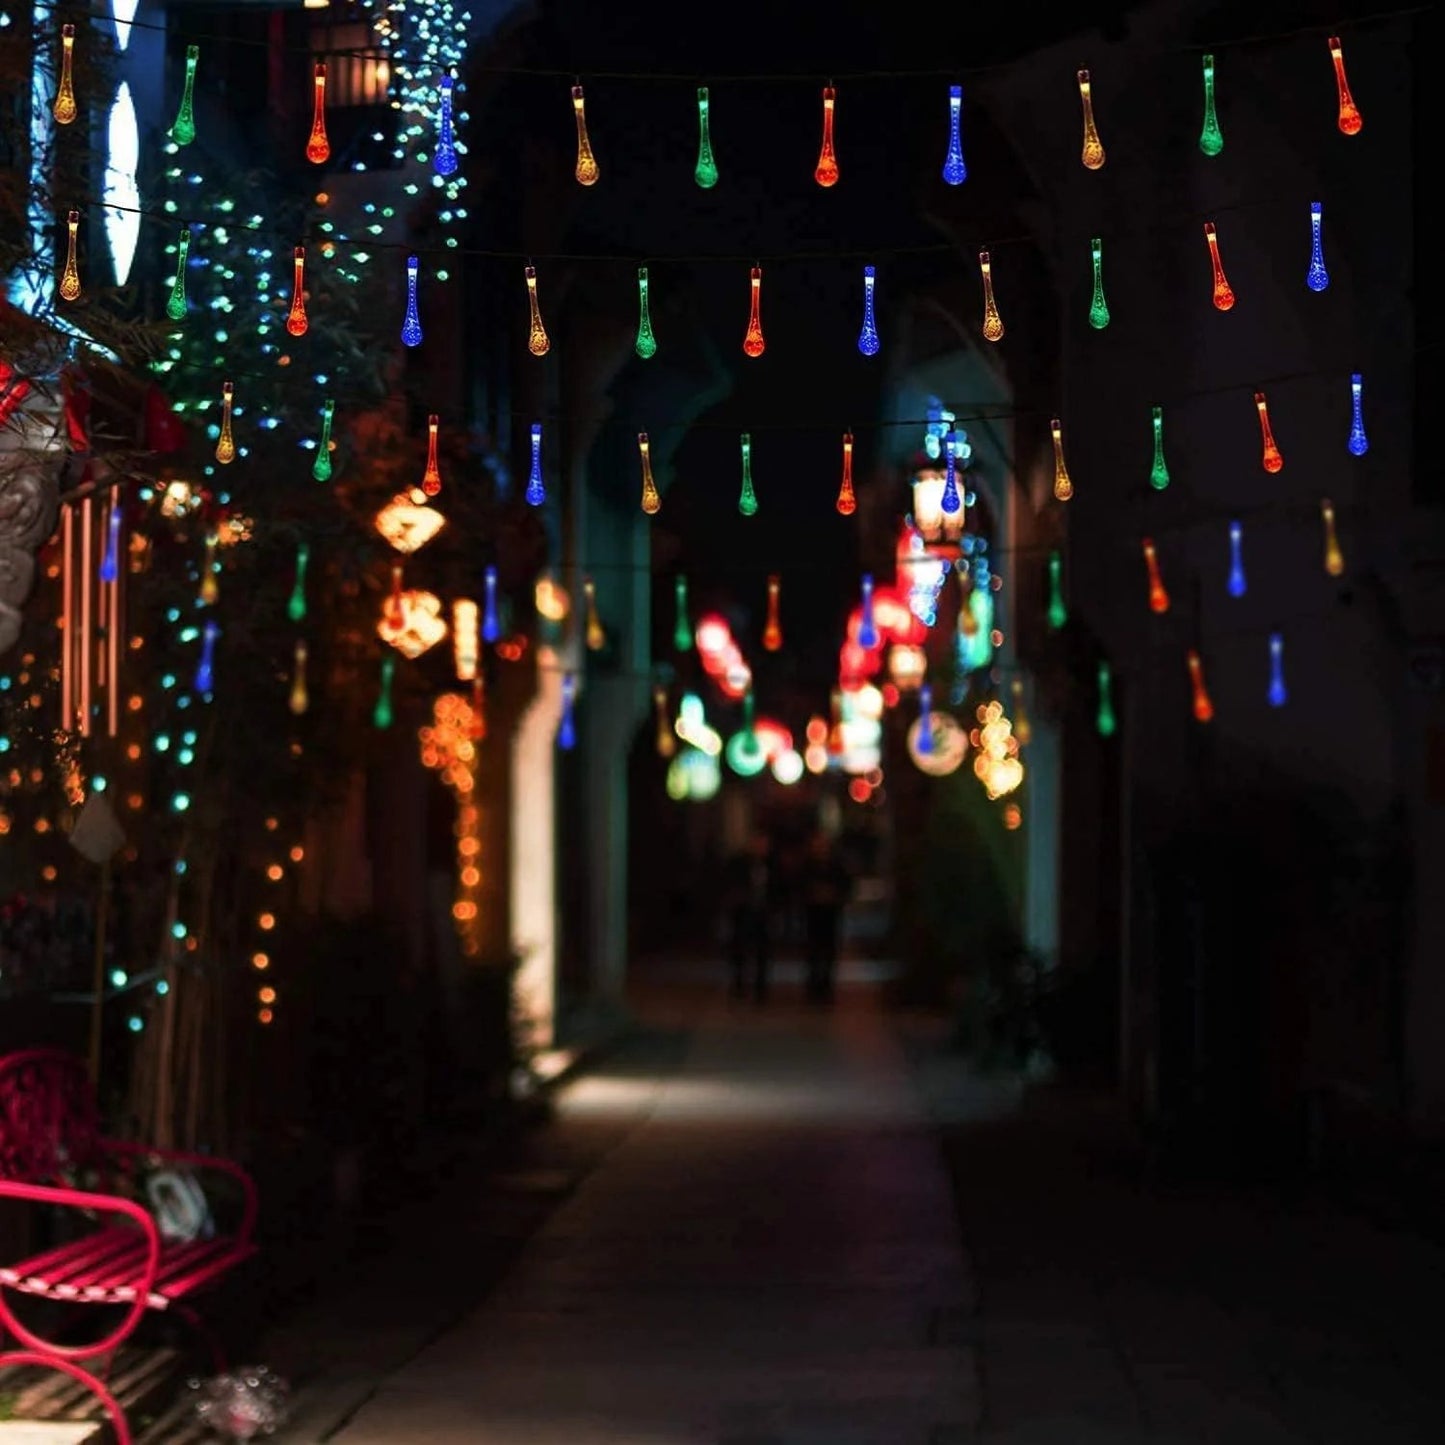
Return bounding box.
[0,1178,160,1360]
[100,1139,258,1245]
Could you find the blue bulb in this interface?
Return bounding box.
[558,674,577,750]
[942,85,966,185]
[1267,633,1287,708]
[482,566,500,642]
[433,74,459,177]
[99,503,122,583]
[526,422,545,505]
[400,255,423,346]
[1347,372,1369,456]
[916,684,934,753]
[941,433,961,514]
[857,265,880,356]
[193,620,219,694]
[858,574,878,649]
[1306,202,1329,292]
[1227,521,1247,597]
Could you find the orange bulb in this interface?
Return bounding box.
[59,210,81,301]
[638,432,660,514]
[743,267,765,358]
[306,64,330,163]
[215,381,236,464]
[1321,498,1345,576]
[1050,418,1073,501]
[258,912,276,931]
[1254,391,1283,473]
[836,431,856,515]
[1076,69,1105,169]
[571,84,599,185]
[525,265,549,356]
[814,86,839,186]
[1204,223,1235,311]
[258,986,277,1005]
[421,413,443,495]
[1187,649,1214,723]
[285,246,308,336]
[762,575,783,652]
[1328,36,1362,136]
[1142,538,1169,613]
[978,251,1004,342]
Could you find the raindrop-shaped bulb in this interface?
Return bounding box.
[694,87,719,188]
[1205,222,1235,311]
[100,500,122,584]
[420,414,443,497]
[1096,661,1117,737]
[743,266,765,357]
[401,255,423,347]
[836,431,857,515]
[434,73,458,177]
[195,619,219,695]
[199,534,219,606]
[1050,418,1073,502]
[639,432,661,514]
[215,381,236,464]
[738,433,758,516]
[1227,521,1246,597]
[1321,499,1345,576]
[1047,552,1068,631]
[54,25,77,124]
[525,265,549,356]
[673,576,692,652]
[1077,69,1105,169]
[858,574,878,649]
[59,211,81,301]
[763,575,782,652]
[1187,649,1214,723]
[1142,538,1169,613]
[571,85,599,185]
[635,266,657,359]
[585,578,606,651]
[942,85,966,184]
[941,433,961,515]
[171,45,199,146]
[288,543,309,623]
[1087,236,1110,330]
[306,64,331,164]
[814,85,839,186]
[558,673,577,749]
[916,683,934,754]
[1255,391,1284,473]
[654,685,676,757]
[1328,36,1363,136]
[286,246,308,336]
[1199,53,1223,155]
[525,422,545,505]
[857,265,880,356]
[1306,201,1329,292]
[1267,633,1287,708]
[979,251,1004,342]
[1011,678,1032,747]
[1347,373,1368,456]
[372,655,395,729]
[482,566,501,642]
[1149,406,1170,491]
[289,641,309,716]
[166,227,191,321]
[312,399,335,482]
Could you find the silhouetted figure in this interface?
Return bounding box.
[801,830,850,1004]
[723,831,774,1002]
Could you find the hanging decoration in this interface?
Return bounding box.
[401,255,424,347]
[53,24,78,124]
[312,400,335,482]
[635,267,658,359]
[1199,54,1223,155]
[1050,418,1073,502]
[374,493,446,553]
[725,689,766,776]
[526,422,545,506]
[372,654,396,729]
[377,590,448,659]
[1306,201,1329,292]
[1321,498,1345,576]
[738,432,758,515]
[857,574,878,649]
[673,575,692,653]
[1142,538,1169,613]
[1187,649,1215,723]
[1076,70,1105,169]
[694,87,719,188]
[762,575,782,652]
[653,685,676,757]
[482,566,501,643]
[638,432,661,514]
[199,531,220,605]
[525,265,550,355]
[941,431,962,517]
[1268,634,1288,707]
[288,640,308,716]
[814,85,839,186]
[166,227,191,321]
[558,673,577,749]
[420,414,443,497]
[59,489,123,740]
[915,683,934,755]
[215,381,236,464]
[170,44,199,146]
[1148,407,1170,490]
[1087,237,1110,330]
[288,544,309,623]
[285,247,308,336]
[1347,373,1368,455]
[453,599,479,679]
[1010,678,1032,746]
[1328,35,1363,135]
[572,84,600,185]
[858,266,880,355]
[1227,521,1247,597]
[59,211,81,301]
[584,578,606,651]
[942,85,966,185]
[743,266,765,357]
[1096,661,1117,737]
[1254,391,1284,472]
[978,251,1004,342]
[434,73,459,177]
[836,431,857,515]
[1047,551,1067,630]
[195,619,219,695]
[1204,222,1235,310]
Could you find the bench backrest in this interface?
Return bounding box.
[0,1050,101,1183]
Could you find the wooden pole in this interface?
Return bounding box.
[88,860,111,1088]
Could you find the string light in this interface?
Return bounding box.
[312,399,335,481]
[195,619,219,695]
[59,211,81,301]
[285,247,308,336]
[306,63,330,164]
[1076,70,1105,170]
[1227,520,1247,597]
[53,23,77,124]
[215,381,235,464]
[1050,418,1073,502]
[858,574,878,649]
[421,413,443,496]
[1199,53,1223,155]
[1321,498,1345,576]
[1347,373,1368,456]
[571,84,599,185]
[673,575,692,652]
[1142,538,1169,613]
[1096,661,1116,736]
[1047,552,1067,630]
[635,266,658,359]
[200,533,220,605]
[1328,35,1363,135]
[814,85,839,186]
[372,654,395,729]
[100,502,121,585]
[1010,678,1032,746]
[858,265,880,355]
[978,251,1003,342]
[525,265,549,355]
[482,566,500,642]
[1204,222,1235,310]
[916,683,934,754]
[289,640,309,715]
[401,255,423,347]
[743,266,765,357]
[639,431,661,514]
[694,87,719,188]
[763,575,783,652]
[836,431,856,515]
[166,227,190,321]
[584,579,606,651]
[526,422,545,505]
[434,73,459,177]
[1088,236,1109,330]
[453,599,479,678]
[1148,407,1170,490]
[1306,201,1329,292]
[558,673,577,749]
[171,44,199,146]
[736,431,760,515]
[288,543,309,623]
[653,686,676,757]
[1268,633,1287,707]
[1254,390,1284,472]
[942,85,966,184]
[1187,649,1214,722]
[941,432,961,515]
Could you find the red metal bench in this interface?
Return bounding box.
[0,1048,258,1444]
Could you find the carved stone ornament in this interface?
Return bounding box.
[0,383,66,656]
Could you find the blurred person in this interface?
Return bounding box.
[800,829,851,1004]
[722,830,775,1002]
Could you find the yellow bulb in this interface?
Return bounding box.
[289,641,309,715]
[215,381,236,464]
[1321,498,1345,576]
[59,210,81,301]
[571,84,599,185]
[1077,69,1105,169]
[638,432,660,514]
[1050,418,1073,502]
[53,25,77,125]
[525,265,549,355]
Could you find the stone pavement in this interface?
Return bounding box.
[316,963,978,1444]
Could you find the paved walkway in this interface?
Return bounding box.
[324,965,978,1444]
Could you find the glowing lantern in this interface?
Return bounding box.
[377,591,447,659]
[375,494,446,554]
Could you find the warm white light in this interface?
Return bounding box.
[771,748,804,785]
[104,83,140,285]
[375,494,446,553]
[888,644,927,691]
[378,590,447,659]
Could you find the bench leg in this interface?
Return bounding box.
[0,1348,131,1445]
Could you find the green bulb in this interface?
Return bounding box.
[1087,237,1110,330]
[673,576,692,653]
[372,655,395,730]
[170,46,199,147]
[1149,406,1170,491]
[287,543,309,623]
[1199,54,1224,157]
[738,432,757,516]
[635,266,657,359]
[1047,551,1068,631]
[694,87,719,189]
[312,399,335,482]
[1096,661,1117,737]
[165,228,191,321]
